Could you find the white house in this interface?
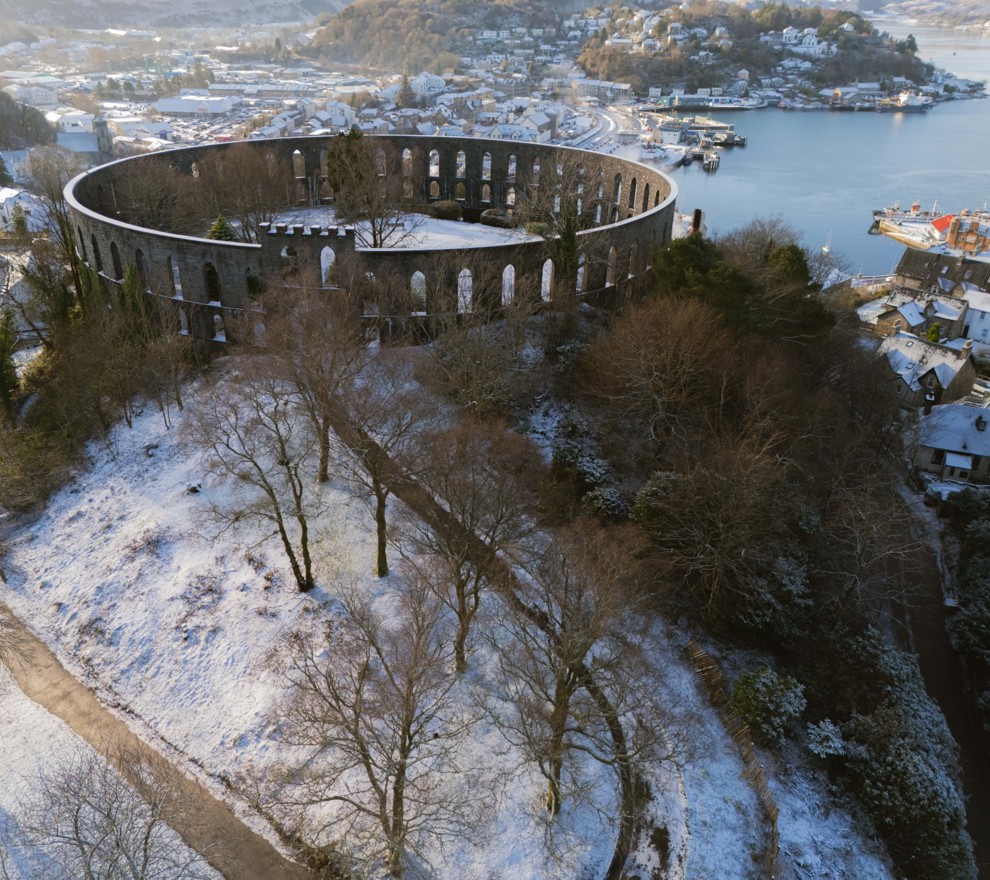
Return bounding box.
[914,403,990,483]
[961,284,990,343]
[0,187,47,232]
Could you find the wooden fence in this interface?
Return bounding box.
[685,641,780,878]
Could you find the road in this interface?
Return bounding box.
[903,500,990,879]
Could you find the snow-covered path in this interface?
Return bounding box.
[0,601,309,880]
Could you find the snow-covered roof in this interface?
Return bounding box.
[878,331,970,392]
[918,403,990,456]
[962,284,990,314]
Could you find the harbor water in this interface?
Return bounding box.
[668,23,990,276]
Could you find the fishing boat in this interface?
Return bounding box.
[876,91,934,113]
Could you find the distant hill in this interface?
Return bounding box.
[0,0,353,28]
[860,0,990,27]
[306,0,588,72]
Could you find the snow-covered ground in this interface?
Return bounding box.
[0,371,895,879]
[0,666,222,878]
[276,207,541,250]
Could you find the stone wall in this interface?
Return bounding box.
[65,135,677,340]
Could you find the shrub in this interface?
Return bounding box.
[732,665,806,748]
[430,200,462,221]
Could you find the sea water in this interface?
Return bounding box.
[668,23,990,276]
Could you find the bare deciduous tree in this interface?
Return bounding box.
[489,523,663,819]
[401,418,541,672]
[111,156,182,232]
[580,296,733,460]
[180,144,292,242]
[264,273,367,484]
[326,133,419,249]
[273,581,474,878]
[328,353,430,577]
[184,361,323,591]
[11,743,212,880]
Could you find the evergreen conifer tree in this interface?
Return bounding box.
[207,214,238,241]
[0,308,19,418]
[10,203,29,242]
[397,75,416,108]
[0,155,12,187]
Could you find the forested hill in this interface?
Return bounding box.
[306,0,587,72]
[0,92,55,150]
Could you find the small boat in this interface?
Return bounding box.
[822,231,832,254]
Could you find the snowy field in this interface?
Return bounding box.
[0,370,895,879]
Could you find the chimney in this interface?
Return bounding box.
[691,208,703,234]
[888,318,903,337]
[961,338,974,359]
[923,392,935,415]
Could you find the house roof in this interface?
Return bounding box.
[878,331,969,392]
[918,403,990,457]
[962,284,990,314]
[932,214,954,234]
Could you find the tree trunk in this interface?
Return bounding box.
[318,415,331,484]
[373,477,389,577]
[545,674,570,819]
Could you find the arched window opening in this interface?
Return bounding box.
[91,235,103,273]
[577,253,586,292]
[456,150,466,177]
[455,181,466,201]
[457,268,473,313]
[110,242,123,280]
[320,149,329,180]
[481,183,491,203]
[643,183,651,213]
[375,147,386,176]
[429,149,440,177]
[606,246,617,287]
[281,245,298,275]
[190,161,200,179]
[532,157,541,182]
[502,264,515,306]
[506,185,516,206]
[629,241,639,277]
[321,246,336,285]
[169,257,182,298]
[77,227,87,262]
[178,304,189,335]
[430,180,441,199]
[654,191,661,207]
[135,249,149,290]
[213,311,227,341]
[411,271,427,312]
[553,193,561,215]
[629,177,638,211]
[507,154,517,181]
[292,149,305,178]
[204,262,221,300]
[402,148,413,175]
[541,259,553,302]
[246,267,262,299]
[613,172,622,206]
[482,152,492,180]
